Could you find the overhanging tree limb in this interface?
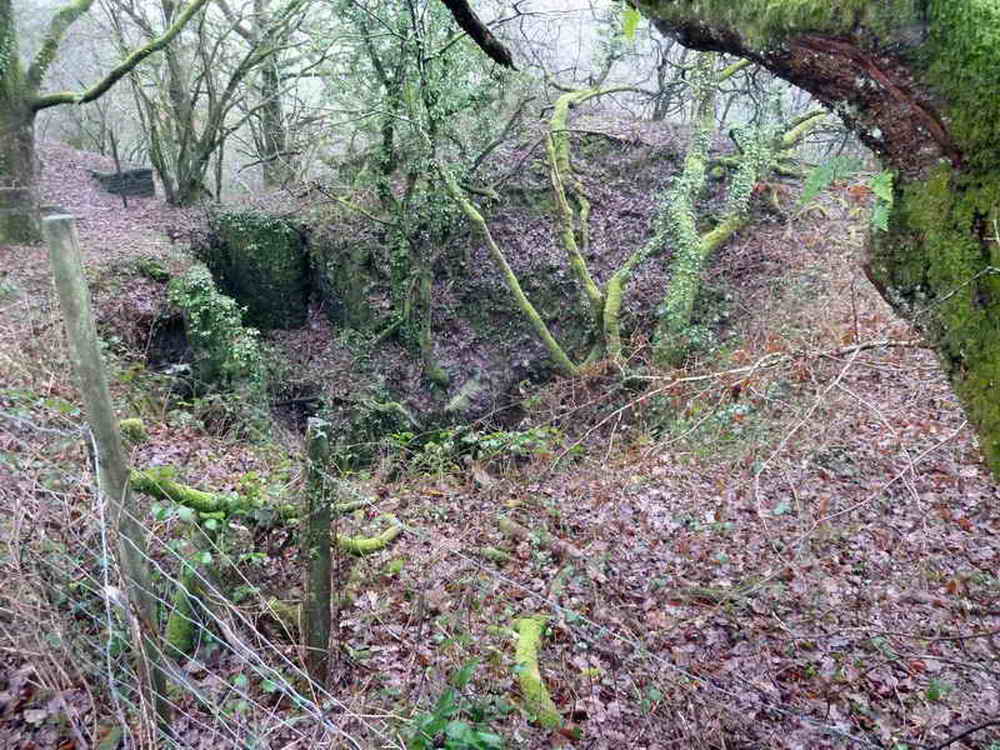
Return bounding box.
[437,161,580,376]
[436,0,515,69]
[26,0,94,91]
[631,2,1000,473]
[32,0,211,110]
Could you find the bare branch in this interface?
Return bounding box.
[26,0,96,92]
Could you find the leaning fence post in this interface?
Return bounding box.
[42,215,172,733]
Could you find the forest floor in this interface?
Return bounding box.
[0,141,998,750]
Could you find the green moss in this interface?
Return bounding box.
[118,417,148,444]
[871,165,1000,472]
[309,227,381,330]
[134,256,169,283]
[513,614,562,729]
[336,514,402,555]
[637,0,921,45]
[383,557,406,576]
[164,582,196,656]
[165,556,201,657]
[924,1,1000,171]
[198,211,309,330]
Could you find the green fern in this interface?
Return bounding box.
[869,169,894,231]
[797,154,863,207]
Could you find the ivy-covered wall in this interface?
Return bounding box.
[167,264,264,389]
[196,211,310,331]
[308,223,383,331]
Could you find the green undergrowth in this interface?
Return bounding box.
[406,661,507,750]
[385,425,570,477]
[644,379,788,460]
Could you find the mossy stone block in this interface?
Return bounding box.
[200,211,309,331]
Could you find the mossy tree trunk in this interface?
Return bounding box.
[653,55,825,364]
[651,52,727,363]
[635,1,1000,475]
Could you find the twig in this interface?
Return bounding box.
[549,338,924,470]
[922,719,1000,750]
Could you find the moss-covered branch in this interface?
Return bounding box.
[32,0,211,111]
[497,515,582,562]
[513,615,561,729]
[131,467,298,520]
[164,523,221,657]
[604,202,671,360]
[130,466,370,521]
[437,162,580,376]
[336,514,402,555]
[25,0,94,93]
[546,87,632,329]
[653,61,826,364]
[545,130,604,325]
[132,463,400,576]
[651,52,722,363]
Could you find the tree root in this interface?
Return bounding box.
[513,615,562,729]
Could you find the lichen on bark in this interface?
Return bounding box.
[635,0,1000,476]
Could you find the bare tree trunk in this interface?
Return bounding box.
[258,61,292,186]
[42,215,172,732]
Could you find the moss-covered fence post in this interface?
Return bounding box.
[164,519,221,657]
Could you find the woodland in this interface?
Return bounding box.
[1,1,998,748]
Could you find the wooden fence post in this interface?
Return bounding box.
[302,418,332,684]
[42,215,172,733]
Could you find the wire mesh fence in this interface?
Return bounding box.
[5,362,997,750]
